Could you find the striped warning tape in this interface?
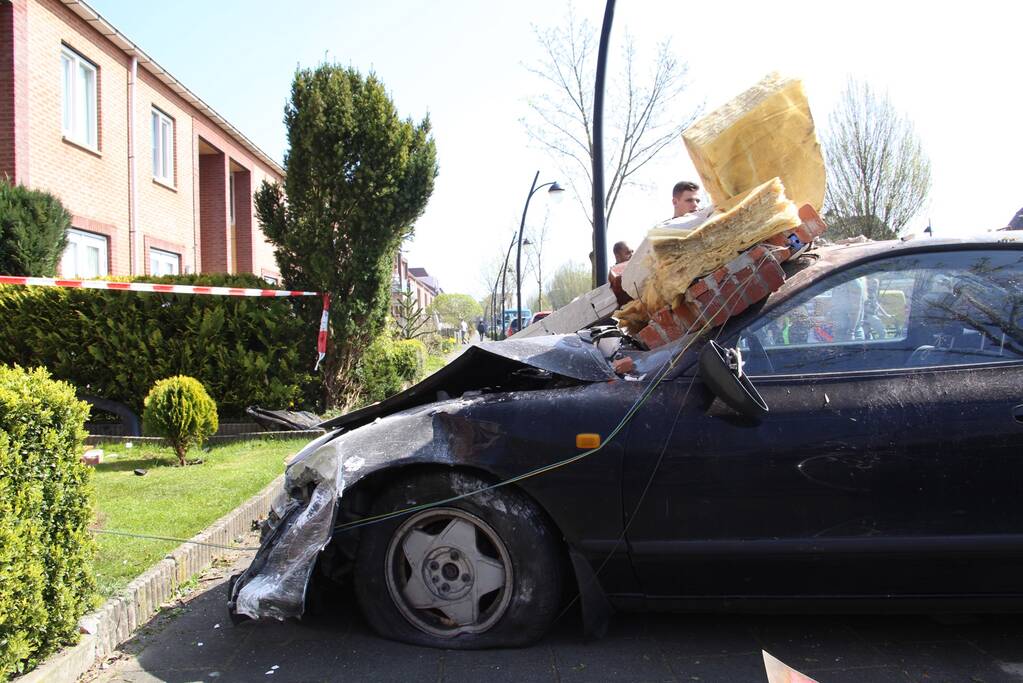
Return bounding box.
[0,275,331,370]
[0,275,319,297]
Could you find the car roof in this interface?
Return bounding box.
[809,233,1023,269]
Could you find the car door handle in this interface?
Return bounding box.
[1014,404,1023,424]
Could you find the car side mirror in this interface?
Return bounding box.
[698,340,769,421]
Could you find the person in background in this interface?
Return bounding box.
[608,240,634,289]
[671,181,701,218]
[459,318,468,344]
[613,241,633,264]
[861,279,894,339]
[476,318,486,342]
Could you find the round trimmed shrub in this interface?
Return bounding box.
[142,376,218,465]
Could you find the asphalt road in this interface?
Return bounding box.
[83,538,1023,683]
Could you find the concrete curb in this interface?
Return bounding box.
[19,475,285,683]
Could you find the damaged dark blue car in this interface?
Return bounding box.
[229,236,1023,649]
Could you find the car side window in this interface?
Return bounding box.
[738,250,1023,376]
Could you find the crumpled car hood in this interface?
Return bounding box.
[472,335,617,380]
[319,334,616,433]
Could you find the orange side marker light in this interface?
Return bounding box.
[576,433,601,449]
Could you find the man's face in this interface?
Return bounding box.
[672,190,701,217]
[614,246,633,264]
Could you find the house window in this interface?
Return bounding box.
[60,46,98,149]
[62,229,108,278]
[151,108,174,185]
[149,248,180,275]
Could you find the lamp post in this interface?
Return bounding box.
[516,171,563,335]
[497,234,530,338]
[591,0,616,286]
[495,233,516,339]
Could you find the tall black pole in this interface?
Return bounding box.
[516,170,540,335]
[591,0,615,286]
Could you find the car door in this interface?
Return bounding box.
[622,247,1023,603]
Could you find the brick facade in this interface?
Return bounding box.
[0,0,30,183]
[0,0,284,278]
[391,254,441,318]
[198,149,228,273]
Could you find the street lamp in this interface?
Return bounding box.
[497,235,531,338]
[516,171,563,335]
[592,0,616,286]
[491,232,516,339]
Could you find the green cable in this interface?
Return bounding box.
[333,246,787,533]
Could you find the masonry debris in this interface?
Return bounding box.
[514,72,830,349]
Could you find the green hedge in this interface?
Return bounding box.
[0,365,94,678]
[0,274,319,417]
[354,336,427,406]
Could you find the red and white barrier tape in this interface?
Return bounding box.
[0,275,319,297]
[316,294,330,371]
[0,275,331,370]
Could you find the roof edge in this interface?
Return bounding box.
[61,0,285,177]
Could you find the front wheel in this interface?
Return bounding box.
[353,471,563,648]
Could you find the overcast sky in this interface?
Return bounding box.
[89,0,1023,300]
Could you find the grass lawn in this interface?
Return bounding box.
[90,438,301,597]
[424,352,447,375]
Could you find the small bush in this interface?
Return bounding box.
[0,365,94,679]
[393,338,427,383]
[422,332,452,356]
[354,337,402,406]
[353,336,428,407]
[0,181,71,276]
[142,376,219,465]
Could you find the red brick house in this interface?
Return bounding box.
[0,0,284,281]
[391,251,441,319]
[407,266,441,310]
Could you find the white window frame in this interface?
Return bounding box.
[149,247,180,275]
[151,107,174,185]
[62,229,108,278]
[60,46,98,150]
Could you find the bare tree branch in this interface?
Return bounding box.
[822,78,932,240]
[521,11,701,281]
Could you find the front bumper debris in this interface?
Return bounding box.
[228,480,340,621]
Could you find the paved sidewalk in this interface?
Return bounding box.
[82,533,1023,683]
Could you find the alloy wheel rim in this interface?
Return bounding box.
[384,507,513,638]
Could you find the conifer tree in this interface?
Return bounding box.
[256,65,437,406]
